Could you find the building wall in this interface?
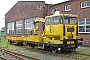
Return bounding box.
[79,34,90,46]
[49,0,90,18]
[5,1,48,36]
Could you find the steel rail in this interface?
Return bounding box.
[0,48,40,60]
[0,56,8,60]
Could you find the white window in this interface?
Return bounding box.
[81,1,89,8]
[52,8,58,15]
[7,22,14,34]
[79,18,90,33]
[65,5,71,11]
[16,20,23,34]
[24,18,35,34]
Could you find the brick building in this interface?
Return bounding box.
[5,1,48,36]
[5,0,90,46]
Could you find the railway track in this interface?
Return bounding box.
[0,48,40,60]
[22,46,85,60]
[38,49,85,60]
[2,45,87,60]
[0,56,7,60]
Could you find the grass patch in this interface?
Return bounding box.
[0,34,19,49]
[0,34,8,48]
[19,49,41,55]
[76,47,90,55]
[74,54,90,60]
[69,47,90,60]
[0,39,8,48]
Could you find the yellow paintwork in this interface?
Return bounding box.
[23,35,42,42]
[34,17,45,23]
[65,24,77,39]
[7,36,23,41]
[45,14,78,19]
[44,14,78,45]
[38,44,44,49]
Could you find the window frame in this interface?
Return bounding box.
[65,5,71,11]
[16,20,23,34]
[7,22,14,34]
[79,18,90,33]
[59,16,63,24]
[51,16,59,24]
[45,17,51,25]
[81,1,89,8]
[24,18,35,34]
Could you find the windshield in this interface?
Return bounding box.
[45,16,77,25]
[52,16,59,24]
[64,16,77,24]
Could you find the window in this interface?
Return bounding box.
[45,18,51,25]
[64,16,77,24]
[79,18,90,33]
[65,5,71,11]
[52,8,58,14]
[16,20,23,34]
[7,22,14,34]
[52,16,59,24]
[25,18,35,34]
[81,1,89,8]
[59,16,63,24]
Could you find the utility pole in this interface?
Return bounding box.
[48,4,52,16]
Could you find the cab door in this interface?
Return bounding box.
[45,17,51,35]
[50,16,60,35]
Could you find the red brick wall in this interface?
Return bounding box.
[79,34,90,46]
[5,1,48,36]
[5,1,48,22]
[49,0,90,18]
[38,21,44,34]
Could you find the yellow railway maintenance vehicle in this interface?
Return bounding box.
[7,14,83,52]
[43,14,83,52]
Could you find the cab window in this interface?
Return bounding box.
[64,16,70,24]
[52,16,59,24]
[64,16,77,24]
[46,18,51,25]
[59,16,63,24]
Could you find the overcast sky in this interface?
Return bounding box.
[0,0,68,29]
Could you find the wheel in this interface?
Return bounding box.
[49,47,52,52]
[44,45,49,51]
[9,41,12,44]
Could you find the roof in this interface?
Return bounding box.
[45,14,78,18]
[18,1,45,2]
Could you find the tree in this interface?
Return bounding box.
[1,27,5,31]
